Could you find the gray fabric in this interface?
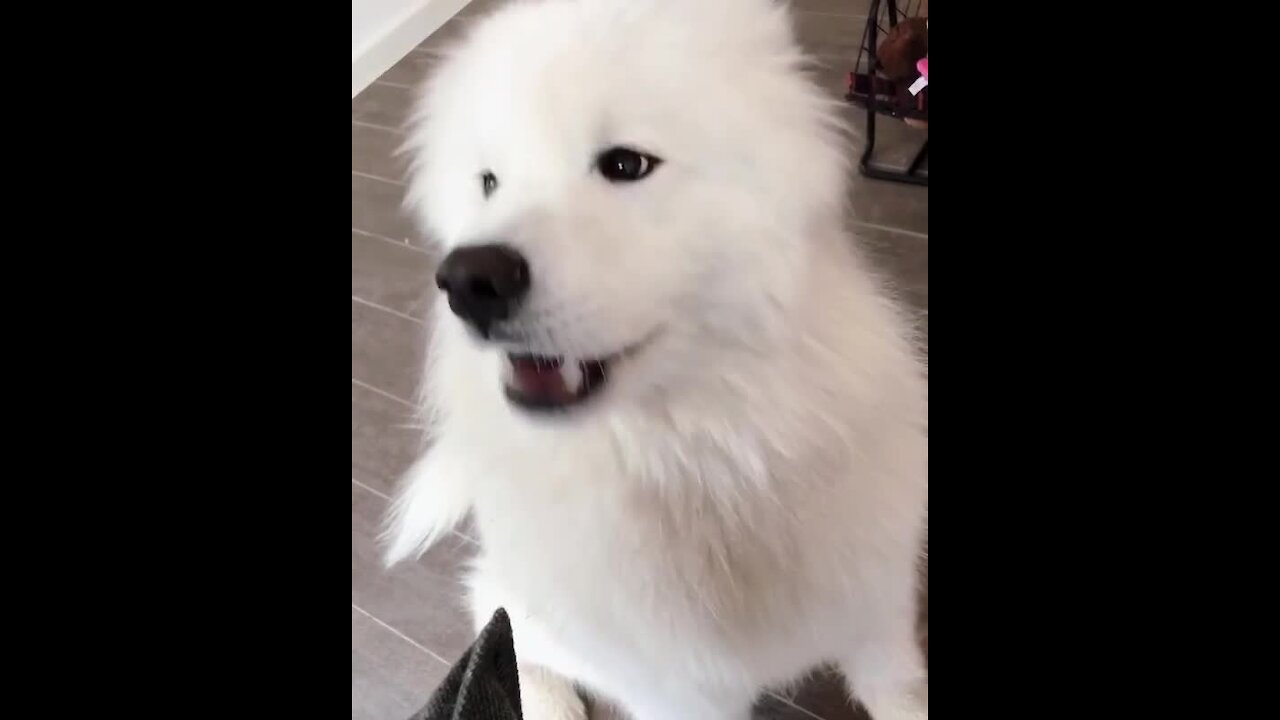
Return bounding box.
[409,608,523,720]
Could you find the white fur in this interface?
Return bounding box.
[384,1,928,718]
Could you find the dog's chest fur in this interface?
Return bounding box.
[462,410,907,688]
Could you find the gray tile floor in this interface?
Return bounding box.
[352,1,927,718]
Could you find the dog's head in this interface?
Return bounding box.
[405,0,848,416]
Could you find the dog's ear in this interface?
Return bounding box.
[380,450,474,567]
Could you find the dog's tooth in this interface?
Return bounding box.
[559,358,583,392]
[500,354,514,384]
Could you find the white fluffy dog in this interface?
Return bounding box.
[383,1,928,718]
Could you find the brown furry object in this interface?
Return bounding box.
[876,17,929,82]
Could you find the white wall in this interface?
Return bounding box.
[353,0,413,53]
[352,0,472,98]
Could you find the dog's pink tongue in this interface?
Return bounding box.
[510,357,574,403]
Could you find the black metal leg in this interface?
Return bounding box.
[906,139,928,175]
[860,152,929,186]
[860,0,881,173]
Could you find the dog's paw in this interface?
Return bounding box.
[522,690,587,720]
[863,681,927,720]
[520,666,588,720]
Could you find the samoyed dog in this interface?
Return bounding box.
[382,1,928,718]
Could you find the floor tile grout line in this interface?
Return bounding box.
[352,477,392,501]
[351,227,425,251]
[352,602,453,667]
[766,692,829,720]
[352,169,406,186]
[352,295,425,326]
[352,119,405,135]
[851,220,928,239]
[795,9,869,20]
[351,478,479,545]
[352,378,417,409]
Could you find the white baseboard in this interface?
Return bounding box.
[352,0,472,99]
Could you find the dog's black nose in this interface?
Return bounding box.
[435,244,530,334]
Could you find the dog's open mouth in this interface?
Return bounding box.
[502,353,613,411]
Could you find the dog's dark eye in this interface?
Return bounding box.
[481,171,499,198]
[596,147,661,183]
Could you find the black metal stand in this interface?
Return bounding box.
[849,0,928,186]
